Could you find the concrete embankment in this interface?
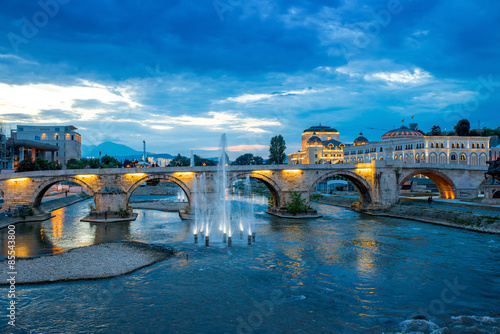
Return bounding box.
[314,196,500,234]
[0,241,175,285]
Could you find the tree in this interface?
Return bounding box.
[430,125,441,136]
[101,155,122,168]
[34,157,51,171]
[232,153,264,165]
[168,154,190,167]
[454,119,470,136]
[67,158,84,169]
[16,159,35,172]
[193,154,216,166]
[268,135,287,164]
[285,192,307,214]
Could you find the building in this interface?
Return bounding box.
[491,145,500,161]
[11,125,81,166]
[344,126,490,165]
[288,125,345,164]
[0,133,12,169]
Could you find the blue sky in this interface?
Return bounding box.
[0,0,499,158]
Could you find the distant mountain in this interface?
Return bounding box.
[82,141,142,158]
[82,141,174,161]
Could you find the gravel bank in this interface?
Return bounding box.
[0,241,175,285]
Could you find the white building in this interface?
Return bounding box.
[344,126,490,165]
[12,125,82,166]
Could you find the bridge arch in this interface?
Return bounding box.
[227,172,283,208]
[125,174,192,207]
[309,170,372,208]
[399,169,456,199]
[32,176,96,208]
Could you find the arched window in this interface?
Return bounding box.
[461,143,465,148]
[460,154,466,161]
[431,143,434,148]
[450,154,457,161]
[440,143,444,148]
[421,153,425,161]
[481,143,485,148]
[452,143,455,148]
[472,143,475,148]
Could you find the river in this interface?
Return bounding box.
[1,196,499,333]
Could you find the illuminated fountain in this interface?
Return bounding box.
[192,134,255,246]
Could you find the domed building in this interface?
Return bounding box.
[343,124,490,165]
[353,132,369,146]
[288,125,345,164]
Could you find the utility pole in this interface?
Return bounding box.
[143,141,146,163]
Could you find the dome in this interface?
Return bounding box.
[323,139,343,150]
[382,126,423,140]
[307,135,323,146]
[353,132,369,146]
[303,125,338,133]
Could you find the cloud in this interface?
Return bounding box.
[146,111,282,133]
[223,88,319,103]
[0,81,140,117]
[366,68,433,84]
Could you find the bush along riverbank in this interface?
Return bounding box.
[313,196,500,234]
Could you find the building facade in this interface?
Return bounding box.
[12,125,81,166]
[288,125,345,164]
[344,126,490,165]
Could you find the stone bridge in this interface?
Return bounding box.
[0,160,489,216]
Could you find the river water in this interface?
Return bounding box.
[1,197,499,333]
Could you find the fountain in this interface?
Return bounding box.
[191,134,256,246]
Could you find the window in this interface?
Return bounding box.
[461,143,465,148]
[431,143,434,148]
[450,154,457,161]
[55,134,59,140]
[440,143,444,148]
[452,143,455,148]
[460,154,466,161]
[71,135,74,140]
[481,143,485,148]
[472,143,475,148]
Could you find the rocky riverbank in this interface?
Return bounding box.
[0,241,175,285]
[314,196,500,234]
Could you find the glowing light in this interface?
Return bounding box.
[9,177,28,182]
[76,174,96,178]
[126,173,146,176]
[283,169,301,173]
[175,172,194,176]
[252,170,271,173]
[355,168,372,172]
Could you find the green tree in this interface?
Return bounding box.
[268,135,287,164]
[101,155,122,168]
[16,159,35,172]
[34,157,51,171]
[194,154,217,166]
[430,125,441,136]
[232,153,264,165]
[454,119,470,136]
[67,158,84,169]
[285,192,307,214]
[168,154,190,167]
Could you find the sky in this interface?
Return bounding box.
[0,0,499,159]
